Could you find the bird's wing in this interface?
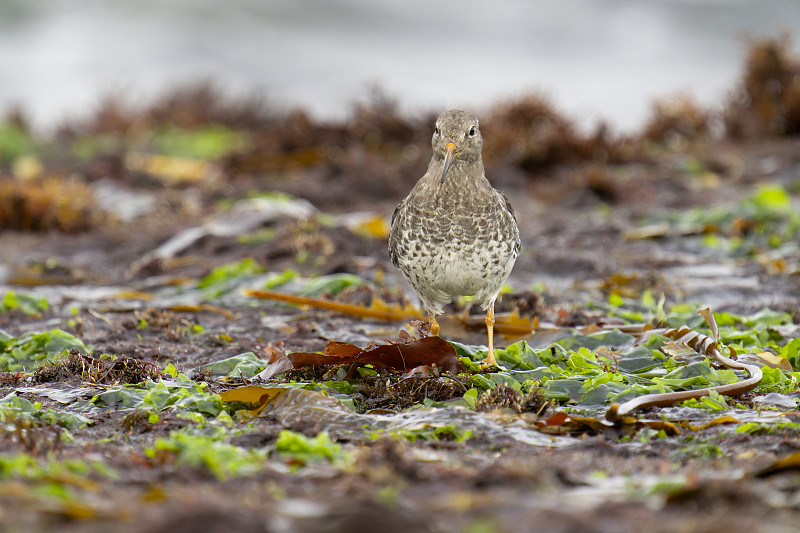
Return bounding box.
[498,191,517,220]
[497,190,522,256]
[388,203,402,268]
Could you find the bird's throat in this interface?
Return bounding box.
[438,159,486,189]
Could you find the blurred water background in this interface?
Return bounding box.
[2,0,800,133]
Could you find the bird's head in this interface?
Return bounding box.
[432,109,483,184]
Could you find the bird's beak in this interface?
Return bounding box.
[441,142,458,184]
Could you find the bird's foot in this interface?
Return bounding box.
[479,352,498,369]
[429,316,440,337]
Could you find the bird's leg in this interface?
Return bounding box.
[481,306,497,368]
[429,315,440,337]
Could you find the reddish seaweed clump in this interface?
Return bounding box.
[725,36,800,138]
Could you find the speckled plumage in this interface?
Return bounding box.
[389,109,520,365]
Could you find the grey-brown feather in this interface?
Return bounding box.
[388,109,520,317]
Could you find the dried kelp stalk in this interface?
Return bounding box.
[606,308,763,422]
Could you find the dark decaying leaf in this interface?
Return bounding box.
[258,336,462,379]
[346,337,461,377]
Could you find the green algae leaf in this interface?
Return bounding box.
[656,361,739,388]
[462,388,479,409]
[38,410,92,430]
[148,431,265,480]
[615,347,668,373]
[71,133,123,161]
[172,391,223,417]
[142,381,175,411]
[90,388,147,409]
[198,352,268,378]
[0,393,91,429]
[0,291,48,316]
[558,329,636,352]
[496,340,546,369]
[297,273,367,297]
[197,257,265,298]
[390,424,473,443]
[780,338,800,370]
[661,360,716,380]
[450,341,487,358]
[0,329,87,371]
[579,382,626,406]
[258,271,368,297]
[636,184,800,253]
[91,376,224,419]
[274,430,345,466]
[322,380,353,394]
[198,257,264,289]
[481,373,524,391]
[755,366,799,393]
[0,123,39,162]
[152,124,252,160]
[142,377,223,415]
[262,269,300,290]
[470,374,495,391]
[486,319,799,412]
[162,363,178,378]
[749,184,791,211]
[544,379,584,402]
[0,452,118,487]
[680,390,728,411]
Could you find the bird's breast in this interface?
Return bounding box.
[390,182,519,305]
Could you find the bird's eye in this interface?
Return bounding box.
[469,126,476,136]
[434,125,439,135]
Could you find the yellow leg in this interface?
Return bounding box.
[482,307,497,367]
[429,315,440,337]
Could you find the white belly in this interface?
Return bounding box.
[432,251,487,296]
